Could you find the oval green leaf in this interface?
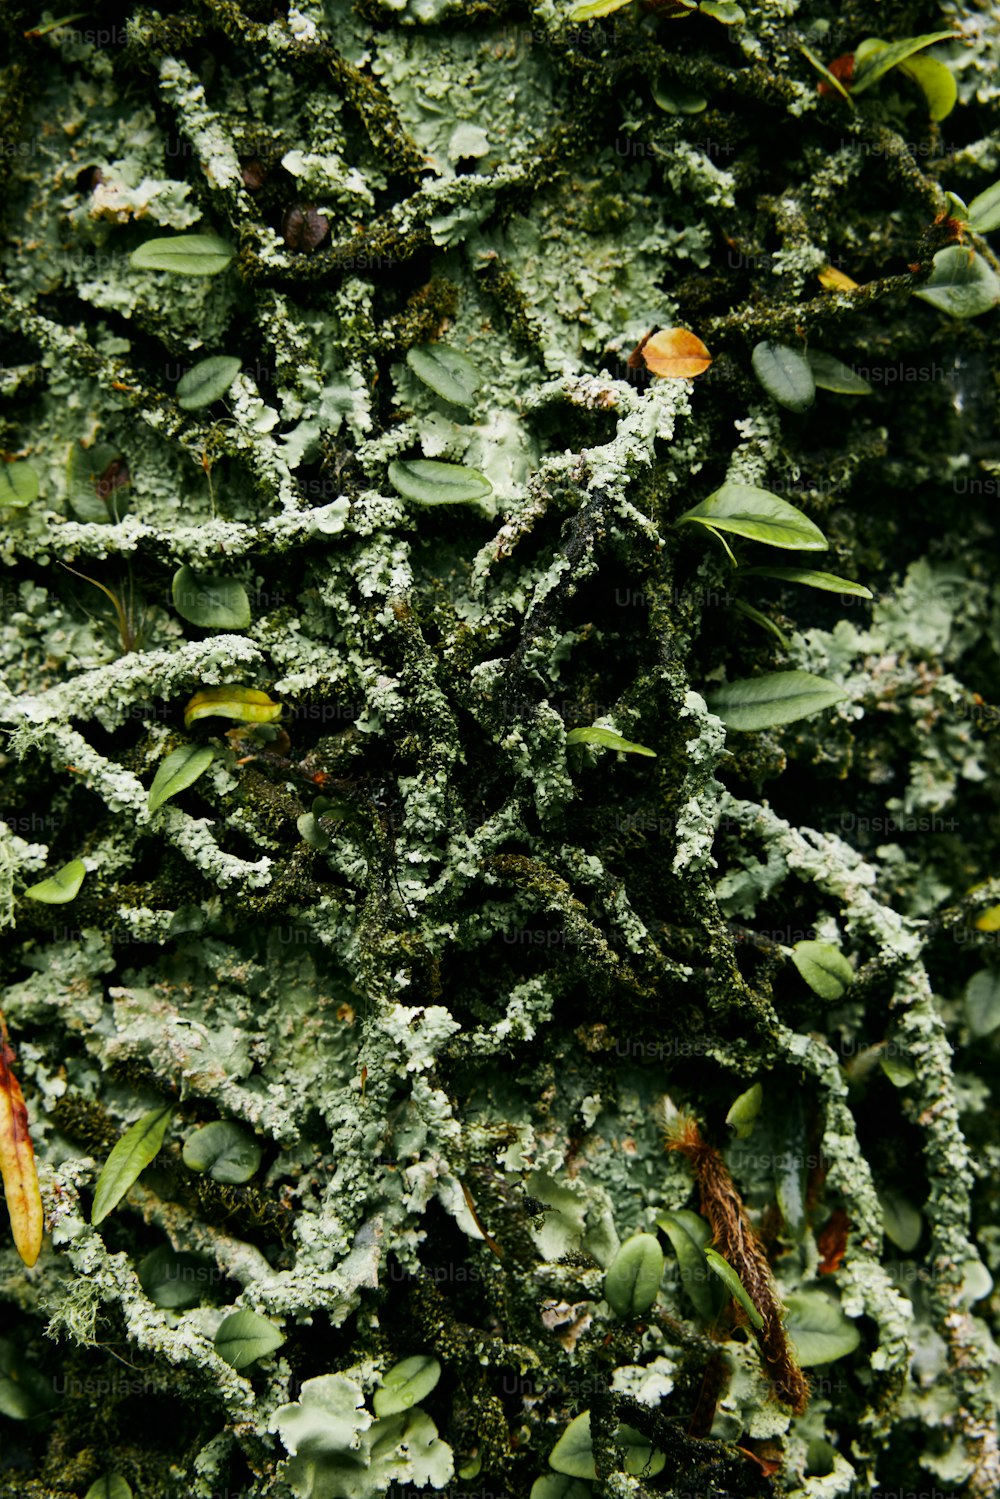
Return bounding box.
[148,744,215,814]
[565,726,655,757]
[23,858,86,905]
[567,0,632,19]
[130,234,235,276]
[373,1354,442,1416]
[388,458,493,505]
[706,670,846,730]
[172,565,251,630]
[138,1243,216,1309]
[66,440,129,523]
[405,345,481,408]
[182,1120,262,1184]
[851,32,957,95]
[214,1308,285,1369]
[966,180,1000,234]
[897,55,957,121]
[183,686,282,729]
[782,1291,861,1365]
[0,460,39,508]
[751,342,816,412]
[880,1052,916,1087]
[677,483,827,551]
[879,1190,922,1252]
[176,356,242,410]
[703,1246,765,1329]
[530,1478,591,1499]
[965,968,1000,1037]
[914,247,1000,319]
[549,1413,664,1480]
[725,1081,763,1138]
[700,0,744,21]
[91,1105,173,1226]
[84,1477,133,1499]
[655,1208,718,1321]
[743,565,873,598]
[651,75,708,113]
[791,940,854,1001]
[806,349,872,394]
[603,1233,664,1317]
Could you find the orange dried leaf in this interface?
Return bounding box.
[0,1012,44,1267]
[817,1207,850,1274]
[641,327,713,379]
[818,265,859,291]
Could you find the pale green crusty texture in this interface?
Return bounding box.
[3,2,1000,1498]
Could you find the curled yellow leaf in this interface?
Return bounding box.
[0,1011,44,1268]
[641,328,713,379]
[817,265,859,291]
[183,685,283,730]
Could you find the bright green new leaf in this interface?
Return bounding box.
[549,1413,665,1480]
[897,55,957,121]
[388,458,493,505]
[567,0,632,20]
[172,565,251,630]
[791,940,854,1000]
[725,1081,763,1138]
[373,1354,442,1416]
[23,859,86,904]
[743,566,873,598]
[604,1233,664,1317]
[148,744,215,813]
[91,1105,173,1225]
[130,234,235,276]
[783,1291,861,1365]
[677,483,827,551]
[879,1189,922,1252]
[215,1308,286,1369]
[913,247,1000,319]
[656,1209,718,1321]
[850,32,957,95]
[751,342,816,412]
[965,968,1000,1037]
[731,599,789,649]
[183,1120,262,1184]
[138,1243,215,1309]
[966,180,1000,234]
[183,685,283,729]
[700,1,744,21]
[565,726,655,756]
[406,345,481,408]
[806,349,872,394]
[0,460,39,508]
[704,1247,764,1329]
[706,671,846,730]
[176,356,242,409]
[84,1477,133,1499]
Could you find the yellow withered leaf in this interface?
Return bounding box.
[641,327,713,379]
[183,685,283,730]
[818,265,859,291]
[0,1012,44,1267]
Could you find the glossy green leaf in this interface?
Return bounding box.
[172,565,251,630]
[704,1247,764,1329]
[913,247,1000,319]
[725,1081,762,1139]
[806,349,872,394]
[879,1190,922,1252]
[743,566,873,598]
[176,356,242,410]
[130,234,235,276]
[373,1354,442,1416]
[214,1308,286,1369]
[183,1120,262,1184]
[0,460,39,508]
[84,1477,133,1499]
[731,599,789,649]
[567,0,632,19]
[565,726,655,756]
[965,968,1000,1037]
[897,55,957,121]
[706,670,846,730]
[405,345,481,408]
[549,1413,664,1480]
[388,458,493,505]
[678,483,827,551]
[604,1233,664,1317]
[651,75,707,113]
[138,1243,216,1309]
[944,191,969,222]
[751,342,816,412]
[530,1478,591,1499]
[783,1291,861,1365]
[851,32,957,95]
[148,744,215,814]
[967,180,1000,234]
[183,686,282,729]
[791,940,854,1000]
[700,0,744,20]
[91,1106,173,1225]
[23,858,86,904]
[655,1209,718,1321]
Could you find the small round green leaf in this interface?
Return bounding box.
[148,744,215,814]
[138,1243,217,1309]
[914,247,1000,319]
[783,1291,861,1366]
[214,1308,285,1369]
[703,1247,765,1329]
[549,1413,664,1480]
[566,726,655,757]
[806,349,872,394]
[897,55,957,122]
[751,342,816,412]
[373,1354,442,1416]
[405,345,482,408]
[183,1121,262,1184]
[966,180,1000,234]
[172,565,251,630]
[706,671,846,731]
[879,1052,916,1087]
[965,968,1000,1037]
[0,460,40,508]
[530,1478,591,1499]
[604,1233,664,1317]
[879,1190,922,1252]
[176,356,242,410]
[23,859,86,905]
[677,483,827,551]
[388,459,493,505]
[84,1477,133,1499]
[130,234,235,276]
[91,1106,174,1226]
[725,1082,763,1138]
[791,941,854,1001]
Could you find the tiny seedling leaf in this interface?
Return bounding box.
[84,1478,133,1499]
[176,356,242,409]
[791,940,854,1000]
[725,1081,763,1138]
[565,726,655,756]
[897,54,957,121]
[965,969,1000,1037]
[183,1120,262,1184]
[806,349,872,394]
[966,180,1000,234]
[183,686,283,729]
[743,566,873,599]
[914,246,1000,319]
[406,345,482,408]
[214,1308,286,1370]
[851,32,957,95]
[138,1244,215,1309]
[0,460,39,508]
[388,458,493,505]
[880,1052,916,1087]
[603,1233,664,1317]
[706,670,846,730]
[172,565,251,630]
[0,1015,44,1268]
[751,342,816,412]
[130,234,235,276]
[677,483,827,551]
[23,859,86,905]
[704,1247,765,1328]
[783,1291,861,1365]
[148,744,215,814]
[91,1105,173,1225]
[373,1354,442,1416]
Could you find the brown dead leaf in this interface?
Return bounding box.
[641,327,712,379]
[0,1011,44,1267]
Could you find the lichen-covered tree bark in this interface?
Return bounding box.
[1,2,999,1497]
